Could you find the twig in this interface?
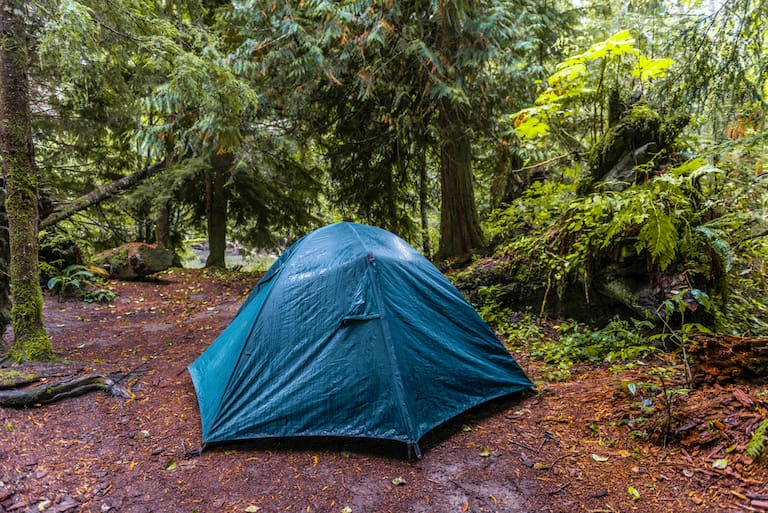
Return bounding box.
[538,431,555,452]
[548,451,579,471]
[513,154,574,173]
[549,482,570,495]
[508,439,539,453]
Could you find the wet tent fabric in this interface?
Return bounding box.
[188,222,532,456]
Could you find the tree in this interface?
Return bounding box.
[31,0,316,266]
[0,0,54,361]
[229,0,556,258]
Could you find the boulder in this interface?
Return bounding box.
[92,243,173,280]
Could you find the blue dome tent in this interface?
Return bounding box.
[189,222,532,458]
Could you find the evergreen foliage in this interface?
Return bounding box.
[1,0,767,363]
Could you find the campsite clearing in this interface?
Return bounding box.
[0,268,766,513]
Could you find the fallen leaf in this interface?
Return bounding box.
[712,458,728,470]
[391,476,406,486]
[340,507,352,513]
[628,486,641,500]
[733,388,753,406]
[164,460,177,471]
[591,454,610,462]
[480,448,491,457]
[461,424,472,432]
[460,501,470,512]
[244,506,261,513]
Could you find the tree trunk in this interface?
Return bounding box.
[418,143,431,257]
[204,153,232,268]
[436,102,484,259]
[0,182,10,343]
[0,0,54,362]
[155,201,171,247]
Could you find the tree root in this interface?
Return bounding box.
[0,373,132,407]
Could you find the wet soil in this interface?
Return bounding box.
[0,268,766,513]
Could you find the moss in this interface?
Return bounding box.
[9,283,55,363]
[587,103,664,182]
[0,368,38,388]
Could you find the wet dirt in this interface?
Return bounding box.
[0,268,766,513]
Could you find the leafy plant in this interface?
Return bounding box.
[524,318,657,381]
[47,265,115,303]
[47,265,95,298]
[508,31,673,149]
[746,419,768,461]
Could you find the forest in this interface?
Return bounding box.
[0,0,767,512]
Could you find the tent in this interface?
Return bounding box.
[188,222,532,457]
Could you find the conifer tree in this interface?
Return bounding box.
[0,0,54,361]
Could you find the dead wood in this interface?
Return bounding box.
[39,160,165,229]
[689,333,768,384]
[0,373,131,408]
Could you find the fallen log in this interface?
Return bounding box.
[689,333,768,384]
[0,374,132,408]
[39,160,165,229]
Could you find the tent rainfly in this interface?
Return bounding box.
[189,222,532,458]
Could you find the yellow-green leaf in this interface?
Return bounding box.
[631,56,674,81]
[628,486,641,499]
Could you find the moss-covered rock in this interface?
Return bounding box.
[92,243,174,280]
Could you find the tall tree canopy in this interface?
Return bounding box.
[227,0,562,257]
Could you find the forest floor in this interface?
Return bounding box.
[0,268,766,513]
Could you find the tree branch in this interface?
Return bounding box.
[40,161,166,228]
[0,374,132,407]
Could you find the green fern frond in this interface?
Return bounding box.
[637,209,677,270]
[746,419,768,460]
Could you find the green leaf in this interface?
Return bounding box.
[628,486,641,499]
[582,31,639,61]
[631,56,674,81]
[480,447,491,457]
[712,458,728,470]
[637,210,677,270]
[391,476,407,486]
[165,460,177,471]
[512,112,550,140]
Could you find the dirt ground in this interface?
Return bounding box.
[0,268,766,513]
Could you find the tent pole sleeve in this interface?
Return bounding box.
[367,253,420,448]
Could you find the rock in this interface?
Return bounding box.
[92,243,173,280]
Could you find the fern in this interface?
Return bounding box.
[637,209,678,271]
[746,419,768,460]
